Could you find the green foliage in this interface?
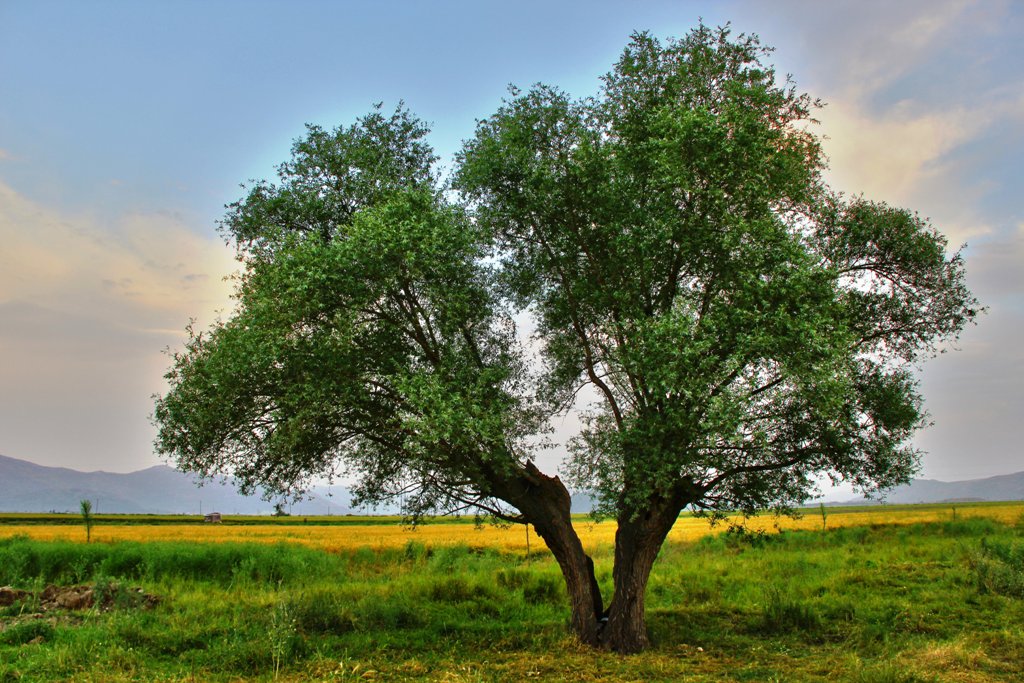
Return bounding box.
[457,26,979,518]
[971,538,1024,597]
[497,568,564,605]
[758,586,822,633]
[284,588,358,635]
[0,536,343,587]
[79,499,93,543]
[154,25,978,519]
[151,22,981,651]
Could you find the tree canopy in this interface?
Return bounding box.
[154,25,979,653]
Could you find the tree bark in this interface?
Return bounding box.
[491,461,605,646]
[599,493,686,653]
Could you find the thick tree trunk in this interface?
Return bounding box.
[531,515,603,645]
[492,461,604,646]
[599,494,686,653]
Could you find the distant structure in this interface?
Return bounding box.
[203,512,222,523]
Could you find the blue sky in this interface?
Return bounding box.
[1,1,1021,491]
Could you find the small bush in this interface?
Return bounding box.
[496,568,530,590]
[356,594,425,630]
[495,567,562,604]
[402,540,429,563]
[523,574,562,605]
[427,576,493,603]
[93,576,151,610]
[723,524,779,550]
[853,662,927,683]
[428,544,473,572]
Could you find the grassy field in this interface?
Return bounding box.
[3,503,1020,554]
[1,503,1022,681]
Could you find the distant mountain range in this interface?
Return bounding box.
[1,454,1022,514]
[0,454,355,515]
[850,470,1024,505]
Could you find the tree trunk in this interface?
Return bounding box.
[531,514,603,645]
[492,461,605,646]
[599,494,686,653]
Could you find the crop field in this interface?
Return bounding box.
[1,503,1023,681]
[3,503,1020,553]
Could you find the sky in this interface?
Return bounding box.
[0,0,1021,488]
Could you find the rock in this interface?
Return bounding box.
[0,586,30,607]
[55,587,94,610]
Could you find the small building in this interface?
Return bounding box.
[203,512,222,523]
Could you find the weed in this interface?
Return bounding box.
[522,574,562,605]
[285,588,358,635]
[970,537,1024,597]
[758,586,821,633]
[355,593,425,630]
[268,598,299,679]
[853,661,928,683]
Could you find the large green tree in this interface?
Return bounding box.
[155,26,979,653]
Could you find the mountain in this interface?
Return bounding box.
[0,454,355,515]
[864,470,1024,505]
[4,454,1022,514]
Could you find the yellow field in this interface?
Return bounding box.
[2,502,1020,554]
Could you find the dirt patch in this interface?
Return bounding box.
[0,586,30,607]
[1,582,160,614]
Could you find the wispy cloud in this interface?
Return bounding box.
[0,182,236,471]
[779,0,1023,245]
[816,98,994,244]
[0,182,236,333]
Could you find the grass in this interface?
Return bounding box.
[0,504,1022,681]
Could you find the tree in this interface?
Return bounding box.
[80,499,93,543]
[154,26,979,653]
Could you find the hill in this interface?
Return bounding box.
[0,454,353,515]
[3,454,1022,514]
[865,470,1024,505]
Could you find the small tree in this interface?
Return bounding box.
[154,25,979,653]
[80,499,93,543]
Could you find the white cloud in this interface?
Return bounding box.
[0,181,237,471]
[0,181,236,333]
[819,99,978,198]
[815,97,996,244]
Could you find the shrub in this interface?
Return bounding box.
[522,574,562,605]
[971,538,1024,597]
[355,593,426,630]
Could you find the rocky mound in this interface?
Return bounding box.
[0,582,159,613]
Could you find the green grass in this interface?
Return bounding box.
[1,517,1023,681]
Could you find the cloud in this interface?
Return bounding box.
[818,99,978,198]
[0,181,236,333]
[735,0,1024,480]
[0,149,11,161]
[0,181,236,471]
[776,0,1023,246]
